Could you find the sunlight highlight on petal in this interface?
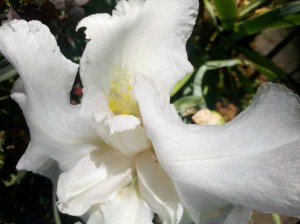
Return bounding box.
[134,73,300,223]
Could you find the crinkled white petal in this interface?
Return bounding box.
[134,73,300,222]
[106,114,141,135]
[0,20,97,172]
[87,114,151,157]
[136,150,183,224]
[85,185,154,224]
[78,0,198,128]
[79,0,198,93]
[110,124,151,156]
[90,114,150,156]
[57,148,135,216]
[90,117,151,157]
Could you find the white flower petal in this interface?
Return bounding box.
[82,95,150,156]
[103,114,151,156]
[108,124,151,156]
[86,185,154,224]
[18,140,96,172]
[0,20,97,172]
[106,114,141,135]
[92,116,150,157]
[136,150,183,224]
[57,149,135,216]
[134,74,300,222]
[78,0,198,121]
[16,141,49,172]
[80,85,150,156]
[80,89,113,122]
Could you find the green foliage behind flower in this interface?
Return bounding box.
[172,0,300,122]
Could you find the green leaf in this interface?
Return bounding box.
[278,1,300,16]
[194,59,244,100]
[171,72,193,97]
[205,59,243,69]
[233,1,300,39]
[269,14,300,29]
[272,214,282,224]
[3,171,26,187]
[213,0,238,29]
[0,64,17,82]
[0,95,10,101]
[239,0,270,18]
[204,0,218,26]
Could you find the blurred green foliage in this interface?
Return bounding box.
[172,0,300,122]
[0,0,299,223]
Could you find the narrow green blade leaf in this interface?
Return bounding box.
[278,1,300,16]
[269,14,300,29]
[0,64,17,82]
[233,1,300,39]
[171,72,193,97]
[205,59,243,69]
[239,0,270,18]
[204,0,218,26]
[272,214,282,224]
[194,59,243,97]
[213,0,238,29]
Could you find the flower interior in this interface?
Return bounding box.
[108,67,140,117]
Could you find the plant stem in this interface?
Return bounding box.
[213,0,238,29]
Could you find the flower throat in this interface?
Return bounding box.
[108,67,140,117]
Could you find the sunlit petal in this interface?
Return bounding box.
[106,114,141,135]
[80,90,150,156]
[0,20,97,172]
[57,148,135,216]
[85,185,154,224]
[136,150,183,224]
[134,73,300,223]
[79,0,198,95]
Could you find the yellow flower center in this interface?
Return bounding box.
[108,67,139,117]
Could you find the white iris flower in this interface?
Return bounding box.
[1,0,299,223]
[0,0,199,223]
